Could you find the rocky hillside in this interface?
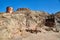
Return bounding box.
[0,7,60,40]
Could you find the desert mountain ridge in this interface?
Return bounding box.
[0,7,60,40]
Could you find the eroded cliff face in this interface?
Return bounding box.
[0,10,49,40]
[0,8,60,40]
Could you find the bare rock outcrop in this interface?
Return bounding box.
[0,7,60,40]
[0,9,49,40]
[6,6,14,14]
[55,12,60,31]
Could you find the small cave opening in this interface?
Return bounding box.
[45,15,55,27]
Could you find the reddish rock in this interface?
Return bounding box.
[6,6,14,14]
[17,8,30,11]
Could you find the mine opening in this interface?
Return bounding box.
[45,15,55,27]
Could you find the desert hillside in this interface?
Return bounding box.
[0,7,60,40]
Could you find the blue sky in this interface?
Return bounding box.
[0,0,60,14]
